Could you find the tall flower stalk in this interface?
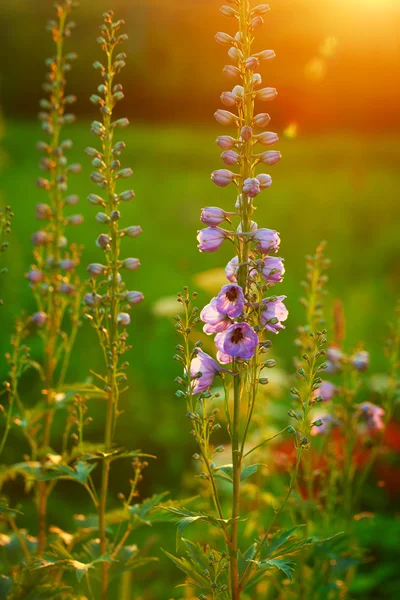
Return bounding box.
[0,205,13,307]
[31,0,82,555]
[85,11,143,598]
[173,2,292,598]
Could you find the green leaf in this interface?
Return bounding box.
[162,550,209,588]
[128,491,170,527]
[252,558,297,581]
[213,463,262,484]
[162,506,232,550]
[38,460,97,485]
[240,464,262,482]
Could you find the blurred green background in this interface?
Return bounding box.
[0,0,400,598]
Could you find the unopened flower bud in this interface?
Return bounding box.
[58,236,67,248]
[96,234,111,248]
[257,131,279,146]
[220,6,238,17]
[243,177,261,198]
[68,214,84,225]
[214,109,237,126]
[253,113,271,127]
[251,16,264,29]
[95,212,109,224]
[61,283,75,295]
[60,259,76,271]
[215,32,234,46]
[31,231,51,246]
[257,87,278,101]
[245,56,259,71]
[259,151,281,166]
[91,172,106,184]
[118,189,135,202]
[220,91,236,107]
[117,312,131,326]
[126,291,144,305]
[32,311,47,327]
[211,169,235,187]
[123,258,140,271]
[240,126,253,141]
[265,359,276,368]
[91,121,105,136]
[221,150,239,166]
[116,168,133,179]
[110,210,120,221]
[228,47,242,62]
[113,118,130,128]
[27,270,44,284]
[252,4,270,15]
[257,174,273,189]
[200,207,228,226]
[87,263,106,277]
[216,135,236,150]
[122,226,142,238]
[65,194,79,206]
[84,293,102,307]
[36,177,50,190]
[68,163,82,174]
[223,65,240,79]
[35,203,52,220]
[88,193,104,206]
[257,49,276,61]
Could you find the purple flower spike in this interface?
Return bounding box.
[216,322,259,360]
[358,402,385,432]
[216,284,245,318]
[259,256,285,283]
[200,207,227,227]
[313,381,337,402]
[242,177,261,198]
[197,227,229,252]
[225,256,239,282]
[252,228,280,254]
[190,349,223,394]
[261,295,288,333]
[200,297,231,334]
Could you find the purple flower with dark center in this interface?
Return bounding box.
[190,349,223,394]
[216,322,258,360]
[358,402,385,432]
[242,177,261,198]
[200,297,231,334]
[252,228,280,253]
[352,351,369,372]
[216,284,245,318]
[225,256,239,282]
[260,296,288,333]
[197,227,230,252]
[313,381,337,402]
[258,256,285,282]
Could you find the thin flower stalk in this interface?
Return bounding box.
[0,205,13,306]
[84,11,143,598]
[32,0,82,555]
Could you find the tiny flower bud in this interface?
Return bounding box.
[60,259,75,271]
[257,173,273,189]
[211,169,235,187]
[27,270,44,284]
[220,91,236,107]
[253,113,271,127]
[220,6,238,17]
[35,203,52,220]
[118,190,135,202]
[216,135,236,150]
[116,168,133,179]
[87,263,106,277]
[84,293,102,306]
[257,49,276,61]
[242,177,261,198]
[61,283,75,295]
[88,193,105,206]
[223,65,241,79]
[257,87,278,101]
[214,109,237,126]
[200,207,228,226]
[96,212,109,224]
[240,126,253,141]
[257,131,279,146]
[113,118,130,128]
[259,151,281,166]
[32,311,47,327]
[221,150,239,166]
[123,258,140,271]
[64,194,79,206]
[31,231,51,246]
[245,56,259,71]
[126,291,144,305]
[251,16,264,29]
[68,214,84,225]
[122,226,142,238]
[252,4,270,16]
[215,32,234,46]
[96,233,111,248]
[36,177,50,190]
[117,312,131,326]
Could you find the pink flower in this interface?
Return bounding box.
[197,227,230,252]
[242,177,261,198]
[200,207,228,226]
[200,298,231,334]
[190,350,223,394]
[258,256,285,282]
[260,296,288,333]
[225,256,239,282]
[358,402,385,432]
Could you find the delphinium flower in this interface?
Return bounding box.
[0,205,13,306]
[84,12,144,598]
[172,3,294,598]
[28,0,83,556]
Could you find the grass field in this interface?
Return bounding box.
[0,121,399,597]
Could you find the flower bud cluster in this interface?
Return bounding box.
[85,12,143,346]
[30,0,82,327]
